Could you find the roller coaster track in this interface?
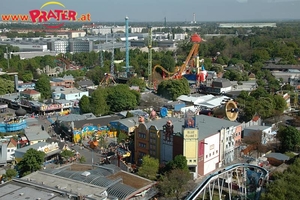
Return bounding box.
[152,43,200,83]
[56,57,72,70]
[185,163,269,200]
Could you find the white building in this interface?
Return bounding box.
[219,126,238,165]
[6,138,17,161]
[243,125,274,145]
[203,133,220,175]
[47,40,93,53]
[174,33,187,40]
[52,88,89,101]
[130,27,144,33]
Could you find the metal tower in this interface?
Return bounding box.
[110,31,115,75]
[125,16,130,73]
[148,26,152,84]
[100,47,104,68]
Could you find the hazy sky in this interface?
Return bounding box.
[1,0,300,22]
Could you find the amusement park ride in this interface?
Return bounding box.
[151,33,208,89]
[99,73,116,86]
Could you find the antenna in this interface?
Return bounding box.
[110,30,115,75]
[125,16,129,73]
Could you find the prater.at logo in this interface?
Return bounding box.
[29,1,91,29]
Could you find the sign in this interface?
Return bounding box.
[1,1,92,29]
[183,129,198,139]
[37,142,59,154]
[18,83,35,89]
[185,110,196,128]
[40,103,62,111]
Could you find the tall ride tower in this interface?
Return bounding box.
[125,16,129,73]
[148,26,152,84]
[110,30,115,75]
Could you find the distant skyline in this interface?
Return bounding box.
[1,0,300,23]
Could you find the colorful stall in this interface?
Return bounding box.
[73,124,110,143]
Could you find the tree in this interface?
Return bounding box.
[243,131,268,158]
[157,78,190,100]
[79,95,90,113]
[158,169,192,200]
[137,155,159,180]
[90,89,109,116]
[107,85,137,112]
[17,148,45,177]
[0,78,14,95]
[35,74,51,99]
[261,158,300,200]
[60,150,74,162]
[277,125,300,151]
[4,168,17,180]
[127,77,146,92]
[161,54,175,72]
[79,156,86,163]
[165,155,189,172]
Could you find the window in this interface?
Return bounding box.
[206,155,208,158]
[138,133,146,139]
[216,150,218,154]
[139,142,146,148]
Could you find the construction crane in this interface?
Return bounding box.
[152,33,202,83]
[148,25,152,86]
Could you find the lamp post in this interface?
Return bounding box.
[6,47,10,69]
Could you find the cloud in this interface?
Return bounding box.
[236,0,248,3]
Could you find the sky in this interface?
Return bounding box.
[1,0,300,22]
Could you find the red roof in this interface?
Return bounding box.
[21,89,40,95]
[252,115,260,122]
[7,138,17,147]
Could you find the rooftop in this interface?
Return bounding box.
[53,88,83,95]
[144,117,185,134]
[24,125,50,141]
[43,164,155,200]
[15,142,52,154]
[244,125,271,131]
[21,171,107,198]
[195,115,241,141]
[265,153,290,161]
[20,89,40,95]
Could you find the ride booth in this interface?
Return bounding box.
[73,124,110,144]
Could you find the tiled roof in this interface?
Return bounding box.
[21,89,40,95]
[7,138,17,148]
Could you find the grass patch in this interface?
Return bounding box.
[285,151,296,158]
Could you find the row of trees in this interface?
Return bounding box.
[236,87,287,121]
[138,155,193,199]
[79,84,140,116]
[261,157,300,200]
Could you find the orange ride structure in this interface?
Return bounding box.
[152,33,207,89]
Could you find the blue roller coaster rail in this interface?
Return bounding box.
[185,163,269,200]
[0,119,27,133]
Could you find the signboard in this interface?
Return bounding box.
[185,110,196,128]
[37,142,59,154]
[40,103,62,111]
[183,129,198,139]
[18,83,35,89]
